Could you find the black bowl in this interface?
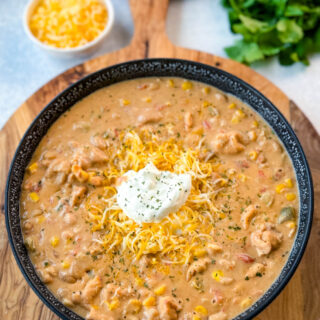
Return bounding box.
[5,59,313,320]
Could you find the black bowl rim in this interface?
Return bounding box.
[5,58,313,320]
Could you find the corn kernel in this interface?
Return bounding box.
[29,192,40,202]
[194,248,207,258]
[212,270,224,282]
[50,236,59,247]
[231,115,240,124]
[195,305,208,316]
[167,79,175,88]
[89,171,97,178]
[285,193,296,201]
[285,178,293,188]
[143,97,152,103]
[248,151,258,161]
[36,215,45,224]
[220,179,227,186]
[202,100,211,108]
[135,277,144,287]
[193,316,201,320]
[228,103,236,109]
[202,87,210,94]
[286,221,296,229]
[154,285,166,296]
[248,130,257,141]
[143,296,156,307]
[128,299,141,313]
[238,174,246,182]
[241,297,252,309]
[61,260,70,269]
[192,127,204,135]
[157,264,170,275]
[182,81,193,91]
[235,109,246,118]
[120,98,130,106]
[28,162,38,173]
[79,169,89,182]
[275,183,285,194]
[72,165,89,182]
[218,212,226,220]
[252,120,259,128]
[107,299,120,310]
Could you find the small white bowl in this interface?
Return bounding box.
[23,0,114,57]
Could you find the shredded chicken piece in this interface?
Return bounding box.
[245,263,265,278]
[241,204,259,229]
[219,276,234,285]
[100,283,131,301]
[207,243,223,256]
[137,109,163,125]
[186,258,210,281]
[211,131,248,154]
[142,308,160,320]
[90,135,107,150]
[218,259,235,270]
[86,307,111,320]
[158,296,181,320]
[184,112,193,131]
[38,265,57,283]
[45,158,71,184]
[70,185,86,206]
[251,224,283,256]
[82,276,102,304]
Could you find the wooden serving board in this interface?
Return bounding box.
[0,1,319,319]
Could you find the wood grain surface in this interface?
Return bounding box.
[0,0,319,319]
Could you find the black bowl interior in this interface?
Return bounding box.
[5,58,313,320]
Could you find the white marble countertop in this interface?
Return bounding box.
[1,0,319,132]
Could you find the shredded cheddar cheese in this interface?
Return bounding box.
[29,0,108,48]
[85,130,227,265]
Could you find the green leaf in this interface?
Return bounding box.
[232,23,255,41]
[258,30,283,55]
[300,14,319,31]
[221,0,230,8]
[315,26,320,51]
[296,37,314,57]
[239,14,269,33]
[272,0,288,16]
[225,40,264,64]
[244,42,265,63]
[276,19,304,43]
[225,41,246,62]
[279,47,295,65]
[278,45,309,66]
[242,0,256,9]
[285,5,305,17]
[221,0,320,66]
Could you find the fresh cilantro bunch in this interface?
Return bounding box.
[223,0,320,65]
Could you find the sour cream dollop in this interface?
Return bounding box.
[116,162,191,224]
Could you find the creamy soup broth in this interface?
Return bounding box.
[20,77,298,320]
